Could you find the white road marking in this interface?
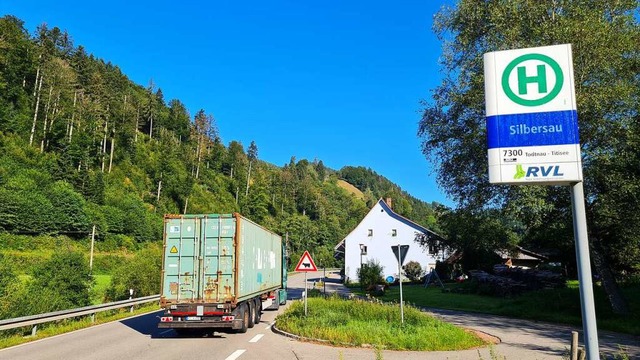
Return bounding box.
[249,334,264,343]
[225,349,246,360]
[265,321,274,330]
[159,330,173,335]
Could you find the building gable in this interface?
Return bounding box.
[341,199,443,282]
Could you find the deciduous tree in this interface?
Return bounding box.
[418,0,640,313]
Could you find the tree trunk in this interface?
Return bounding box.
[40,85,54,152]
[591,238,630,315]
[101,119,108,173]
[29,73,44,146]
[245,161,252,196]
[46,90,61,150]
[32,61,41,97]
[135,106,140,142]
[195,136,202,179]
[68,90,77,142]
[183,197,189,214]
[108,128,115,173]
[149,112,153,139]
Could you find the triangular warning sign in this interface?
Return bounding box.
[170,245,178,254]
[294,251,317,272]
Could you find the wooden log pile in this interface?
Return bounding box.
[468,267,565,297]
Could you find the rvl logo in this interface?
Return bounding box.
[514,164,564,180]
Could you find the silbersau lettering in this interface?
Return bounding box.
[510,124,563,135]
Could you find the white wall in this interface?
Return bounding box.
[344,201,440,282]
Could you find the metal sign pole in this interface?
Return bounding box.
[304,271,308,316]
[396,244,404,325]
[570,182,599,359]
[323,267,326,295]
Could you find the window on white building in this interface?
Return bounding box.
[367,229,373,236]
[391,229,397,236]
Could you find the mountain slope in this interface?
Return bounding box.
[0,16,441,268]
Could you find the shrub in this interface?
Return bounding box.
[105,244,162,301]
[26,251,94,313]
[404,261,424,282]
[357,260,384,291]
[46,181,90,234]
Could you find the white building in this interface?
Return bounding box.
[335,198,444,283]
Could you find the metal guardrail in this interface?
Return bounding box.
[0,294,160,335]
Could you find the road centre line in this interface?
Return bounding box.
[225,349,246,360]
[249,334,264,343]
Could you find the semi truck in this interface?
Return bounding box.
[158,213,287,333]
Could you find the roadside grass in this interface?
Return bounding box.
[0,303,160,350]
[360,281,640,336]
[90,275,112,304]
[276,295,487,351]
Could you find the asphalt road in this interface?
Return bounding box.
[1,271,638,360]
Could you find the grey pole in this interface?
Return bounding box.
[304,271,308,316]
[396,244,404,325]
[570,181,599,360]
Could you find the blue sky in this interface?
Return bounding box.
[2,1,454,206]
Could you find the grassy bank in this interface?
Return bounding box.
[90,275,112,304]
[361,281,640,335]
[276,296,487,351]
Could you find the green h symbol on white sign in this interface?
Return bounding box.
[517,64,547,95]
[502,53,563,106]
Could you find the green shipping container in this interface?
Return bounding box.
[160,213,284,305]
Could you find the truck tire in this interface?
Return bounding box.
[254,298,262,324]
[248,301,255,328]
[237,304,249,333]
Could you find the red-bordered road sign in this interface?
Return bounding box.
[294,251,317,272]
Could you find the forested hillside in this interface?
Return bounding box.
[0,15,439,269]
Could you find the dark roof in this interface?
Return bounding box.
[378,199,444,241]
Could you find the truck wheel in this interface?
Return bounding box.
[254,298,262,324]
[237,304,249,333]
[248,301,255,328]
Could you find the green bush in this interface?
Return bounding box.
[0,188,54,233]
[404,261,424,282]
[357,260,384,291]
[25,251,94,314]
[98,234,137,252]
[0,251,50,274]
[46,181,90,234]
[91,254,129,275]
[105,244,162,301]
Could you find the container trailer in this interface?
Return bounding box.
[158,213,287,333]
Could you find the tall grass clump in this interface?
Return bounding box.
[276,296,486,351]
